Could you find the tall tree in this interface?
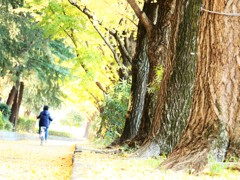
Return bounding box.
[62,0,138,132]
[118,0,200,152]
[0,4,70,125]
[118,1,151,142]
[135,0,200,156]
[161,0,240,171]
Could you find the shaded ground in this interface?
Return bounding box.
[0,131,76,180]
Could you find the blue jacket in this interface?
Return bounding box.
[37,110,53,128]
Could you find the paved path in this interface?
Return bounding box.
[0,130,81,180]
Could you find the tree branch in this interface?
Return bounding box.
[89,19,121,66]
[68,0,132,67]
[127,0,153,36]
[108,29,132,63]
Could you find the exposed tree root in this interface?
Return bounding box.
[75,145,121,154]
[160,148,208,172]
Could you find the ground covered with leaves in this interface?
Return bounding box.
[72,142,240,180]
[0,139,74,179]
[1,138,240,180]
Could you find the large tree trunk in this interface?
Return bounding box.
[161,0,240,172]
[120,0,200,149]
[120,0,180,144]
[119,2,155,142]
[135,0,201,157]
[119,37,149,141]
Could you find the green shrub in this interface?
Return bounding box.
[0,111,13,131]
[4,120,13,131]
[0,112,4,129]
[0,103,11,118]
[17,117,36,132]
[98,81,130,141]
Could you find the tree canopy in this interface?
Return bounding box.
[0,0,137,122]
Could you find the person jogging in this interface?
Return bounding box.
[37,105,53,145]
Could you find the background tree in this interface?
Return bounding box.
[0,3,72,127]
[1,0,138,132]
[161,0,240,171]
[30,0,122,118]
[69,0,139,78]
[64,0,139,134]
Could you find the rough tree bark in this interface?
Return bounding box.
[119,0,200,155]
[120,0,175,144]
[135,0,201,157]
[119,2,156,142]
[161,0,240,171]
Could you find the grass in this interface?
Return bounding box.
[33,127,73,138]
[48,129,73,138]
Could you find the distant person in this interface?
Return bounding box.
[37,105,53,145]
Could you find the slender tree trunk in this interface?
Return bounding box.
[6,86,17,106]
[161,0,240,171]
[9,81,24,129]
[84,121,91,138]
[119,36,149,141]
[123,2,163,145]
[14,81,24,127]
[133,92,154,143]
[10,90,18,125]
